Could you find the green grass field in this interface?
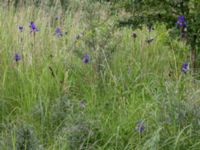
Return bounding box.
[0,2,200,150]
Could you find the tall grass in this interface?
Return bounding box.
[0,1,200,150]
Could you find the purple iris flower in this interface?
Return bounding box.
[182,62,189,73]
[176,16,187,38]
[18,26,24,32]
[55,27,63,37]
[82,54,90,64]
[135,121,145,133]
[176,16,187,28]
[14,53,21,62]
[29,22,39,33]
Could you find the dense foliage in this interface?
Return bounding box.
[112,0,200,71]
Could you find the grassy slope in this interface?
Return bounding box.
[0,2,200,150]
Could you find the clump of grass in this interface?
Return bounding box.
[50,96,102,150]
[66,116,101,150]
[15,125,39,150]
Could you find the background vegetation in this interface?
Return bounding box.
[0,0,200,149]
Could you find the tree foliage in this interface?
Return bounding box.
[112,0,200,69]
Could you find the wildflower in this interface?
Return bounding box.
[82,54,90,64]
[176,16,187,28]
[14,53,21,62]
[132,32,137,39]
[135,120,145,133]
[18,26,24,32]
[182,62,189,73]
[55,27,63,37]
[176,16,187,38]
[29,21,39,33]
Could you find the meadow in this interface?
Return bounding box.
[1,1,200,150]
